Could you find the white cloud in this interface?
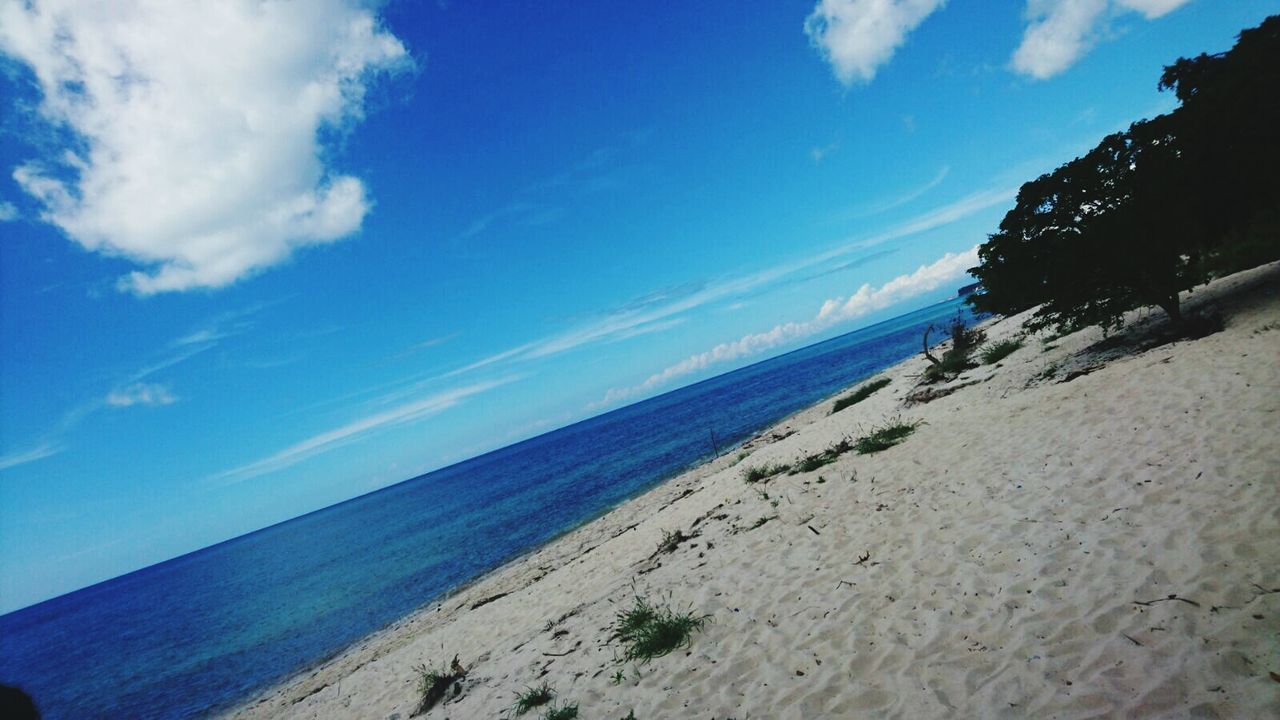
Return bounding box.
[805,0,947,85]
[450,185,1012,380]
[106,382,177,407]
[1012,0,1192,80]
[212,378,513,484]
[1115,0,1191,17]
[594,246,979,409]
[0,200,18,221]
[0,0,409,294]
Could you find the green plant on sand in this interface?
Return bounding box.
[854,418,922,455]
[831,377,891,413]
[742,462,789,483]
[980,338,1024,365]
[413,655,466,715]
[656,528,688,555]
[542,702,579,720]
[613,596,707,662]
[512,682,555,716]
[787,437,856,476]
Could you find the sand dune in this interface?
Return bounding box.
[228,262,1280,719]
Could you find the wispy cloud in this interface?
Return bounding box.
[105,383,177,408]
[0,200,18,222]
[0,443,62,472]
[388,333,459,362]
[1012,0,1192,80]
[811,142,840,163]
[805,0,948,85]
[453,146,625,244]
[446,184,1013,381]
[0,1,410,294]
[833,165,951,222]
[2,309,255,471]
[211,378,515,485]
[593,246,979,409]
[449,202,561,244]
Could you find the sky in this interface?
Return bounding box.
[0,0,1272,613]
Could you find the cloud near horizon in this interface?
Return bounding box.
[805,0,948,85]
[594,245,979,409]
[1012,0,1193,80]
[0,0,409,295]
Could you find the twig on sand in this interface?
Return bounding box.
[1122,633,1144,646]
[1133,594,1201,608]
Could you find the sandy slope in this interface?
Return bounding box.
[227,263,1280,720]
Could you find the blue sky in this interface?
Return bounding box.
[0,0,1271,612]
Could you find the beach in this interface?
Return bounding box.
[227,262,1280,719]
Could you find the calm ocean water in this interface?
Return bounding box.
[0,297,976,719]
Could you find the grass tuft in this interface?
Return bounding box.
[831,377,891,414]
[791,452,836,474]
[512,682,555,716]
[542,702,579,720]
[853,418,922,455]
[412,655,466,715]
[923,351,975,383]
[656,528,688,555]
[613,596,707,663]
[979,338,1024,365]
[787,437,856,476]
[742,462,789,483]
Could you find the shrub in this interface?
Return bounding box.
[948,315,987,355]
[922,351,974,383]
[831,377,891,413]
[854,419,922,454]
[980,338,1024,365]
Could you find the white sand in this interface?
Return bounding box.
[227,263,1280,720]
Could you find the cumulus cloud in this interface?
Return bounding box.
[1012,0,1192,80]
[595,246,979,409]
[805,0,947,85]
[0,0,409,294]
[106,382,177,407]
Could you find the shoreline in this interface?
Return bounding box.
[227,262,1280,719]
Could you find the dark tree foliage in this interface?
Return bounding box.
[968,16,1280,333]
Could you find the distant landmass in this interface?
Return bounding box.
[957,282,980,297]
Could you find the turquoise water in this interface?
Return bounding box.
[0,297,977,719]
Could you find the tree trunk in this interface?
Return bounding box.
[1157,295,1183,326]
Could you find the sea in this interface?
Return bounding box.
[0,296,978,719]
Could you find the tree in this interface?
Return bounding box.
[968,15,1280,334]
[969,117,1202,332]
[1158,15,1280,273]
